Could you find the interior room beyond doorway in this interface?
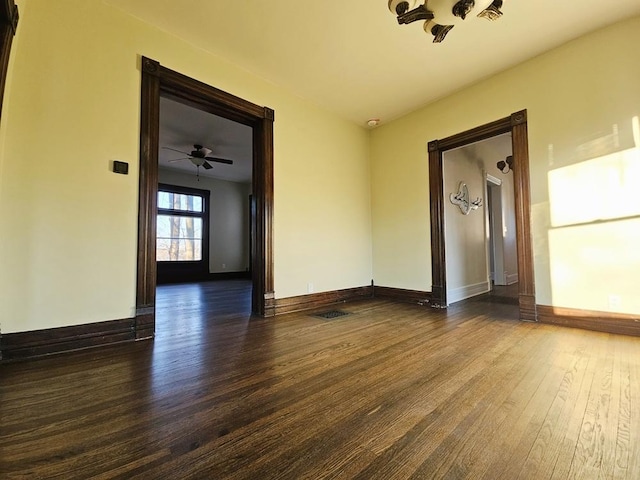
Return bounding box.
[443,132,518,305]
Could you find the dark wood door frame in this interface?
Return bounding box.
[0,0,19,120]
[136,57,275,338]
[428,110,537,321]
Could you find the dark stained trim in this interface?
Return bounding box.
[0,0,18,121]
[374,286,432,306]
[206,271,251,281]
[0,318,136,362]
[157,271,252,284]
[274,286,373,316]
[137,57,275,338]
[428,110,537,320]
[538,305,640,337]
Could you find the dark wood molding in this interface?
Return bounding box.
[518,294,537,322]
[137,63,160,311]
[158,271,252,284]
[0,318,137,362]
[434,116,512,152]
[135,308,154,340]
[141,56,160,76]
[428,145,447,305]
[373,286,431,305]
[538,305,640,337]
[263,106,275,121]
[252,103,275,317]
[511,115,536,321]
[137,56,275,333]
[206,271,251,281]
[510,110,527,126]
[274,286,373,316]
[428,110,536,321]
[0,0,18,120]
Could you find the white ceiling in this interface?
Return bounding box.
[159,97,253,183]
[126,1,639,183]
[107,0,640,126]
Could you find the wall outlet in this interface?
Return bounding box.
[608,294,621,310]
[307,283,314,294]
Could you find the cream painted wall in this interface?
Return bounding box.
[158,169,250,274]
[0,0,372,333]
[443,148,488,303]
[471,137,518,285]
[371,15,640,314]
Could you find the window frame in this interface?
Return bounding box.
[156,183,210,283]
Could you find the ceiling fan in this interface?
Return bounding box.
[162,144,234,171]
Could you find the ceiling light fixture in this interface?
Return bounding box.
[367,118,381,127]
[388,0,504,43]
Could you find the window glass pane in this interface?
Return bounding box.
[156,215,203,261]
[158,191,203,212]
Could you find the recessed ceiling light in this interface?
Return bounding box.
[367,119,380,127]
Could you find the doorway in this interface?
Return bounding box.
[134,57,275,340]
[485,172,519,304]
[428,110,536,321]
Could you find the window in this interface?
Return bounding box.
[157,189,205,261]
[156,184,209,283]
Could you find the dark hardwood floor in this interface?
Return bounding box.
[1,281,639,479]
[473,282,520,305]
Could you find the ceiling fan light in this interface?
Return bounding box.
[396,3,434,25]
[427,22,454,43]
[478,0,503,20]
[425,0,494,26]
[388,0,418,16]
[452,0,475,20]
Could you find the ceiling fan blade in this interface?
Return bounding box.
[168,157,189,163]
[205,156,233,165]
[202,161,213,170]
[162,146,190,155]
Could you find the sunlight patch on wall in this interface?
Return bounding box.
[549,146,640,227]
[548,219,640,313]
[547,116,640,313]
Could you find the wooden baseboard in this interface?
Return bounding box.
[373,286,431,305]
[206,271,251,281]
[519,294,537,322]
[0,317,139,362]
[537,305,640,337]
[274,286,373,316]
[157,271,251,285]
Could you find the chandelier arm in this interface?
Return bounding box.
[397,4,434,25]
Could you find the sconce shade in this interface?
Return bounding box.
[497,155,513,174]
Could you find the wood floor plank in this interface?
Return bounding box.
[516,330,597,480]
[566,332,616,479]
[2,280,640,479]
[615,335,640,480]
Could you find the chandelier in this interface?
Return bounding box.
[388,0,504,43]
